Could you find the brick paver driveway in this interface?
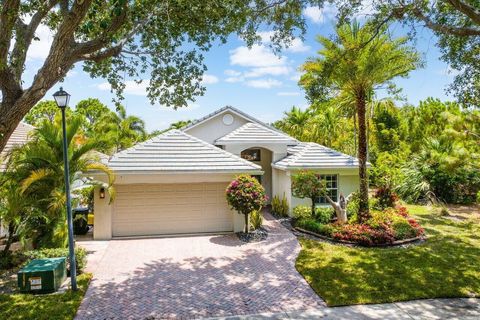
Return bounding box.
[76,213,324,319]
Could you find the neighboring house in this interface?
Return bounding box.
[0,122,35,237]
[92,106,361,239]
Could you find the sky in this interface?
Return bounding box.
[23,5,457,133]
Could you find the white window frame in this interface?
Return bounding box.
[315,174,339,205]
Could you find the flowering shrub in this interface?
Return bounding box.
[226,175,267,233]
[294,205,424,246]
[374,186,399,209]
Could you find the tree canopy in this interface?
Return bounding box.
[0,0,326,152]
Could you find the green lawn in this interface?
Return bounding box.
[0,273,92,320]
[296,205,480,306]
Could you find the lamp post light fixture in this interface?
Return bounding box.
[53,87,77,291]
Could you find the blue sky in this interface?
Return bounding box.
[25,6,457,133]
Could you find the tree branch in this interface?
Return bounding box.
[411,5,480,36]
[447,0,480,26]
[0,0,20,66]
[10,0,59,81]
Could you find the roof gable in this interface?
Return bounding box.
[215,122,298,145]
[108,130,262,173]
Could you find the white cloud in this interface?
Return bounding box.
[97,80,148,96]
[286,38,310,53]
[438,66,461,77]
[224,69,242,77]
[277,91,301,96]
[225,76,244,83]
[229,44,287,67]
[27,24,53,60]
[244,66,290,78]
[201,74,219,84]
[303,5,337,24]
[257,31,275,43]
[289,72,304,82]
[246,78,282,89]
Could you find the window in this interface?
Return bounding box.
[241,148,261,161]
[315,174,338,204]
[252,175,262,184]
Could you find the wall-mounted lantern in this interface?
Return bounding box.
[99,187,106,199]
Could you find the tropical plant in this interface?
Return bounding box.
[94,105,147,153]
[8,117,114,248]
[225,175,267,233]
[250,210,263,230]
[274,106,311,141]
[271,194,289,217]
[300,20,420,222]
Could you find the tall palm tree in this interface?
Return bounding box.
[276,106,311,140]
[9,117,114,248]
[300,21,421,222]
[95,105,147,153]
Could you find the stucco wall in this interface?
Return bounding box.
[273,168,292,212]
[184,111,248,144]
[93,185,113,240]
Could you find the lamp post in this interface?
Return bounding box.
[53,87,77,291]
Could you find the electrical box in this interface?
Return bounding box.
[17,258,67,293]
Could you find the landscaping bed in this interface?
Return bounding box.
[295,205,480,306]
[292,205,425,247]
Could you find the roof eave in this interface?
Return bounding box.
[88,169,265,175]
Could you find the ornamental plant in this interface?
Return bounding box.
[226,175,267,233]
[291,170,327,216]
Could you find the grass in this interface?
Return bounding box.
[0,273,92,320]
[295,204,480,306]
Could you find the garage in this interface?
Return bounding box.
[112,182,233,237]
[92,130,262,240]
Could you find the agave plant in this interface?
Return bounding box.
[8,116,114,248]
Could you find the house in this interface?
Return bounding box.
[92,106,360,239]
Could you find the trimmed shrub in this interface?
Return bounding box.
[250,210,263,230]
[226,175,267,233]
[314,207,334,224]
[23,247,87,275]
[294,218,336,237]
[293,205,312,220]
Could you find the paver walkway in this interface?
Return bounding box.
[75,213,325,319]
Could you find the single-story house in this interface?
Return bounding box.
[92,106,361,239]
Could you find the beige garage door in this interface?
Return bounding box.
[112,183,234,237]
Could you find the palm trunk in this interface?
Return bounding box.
[356,90,370,223]
[311,198,316,216]
[353,112,357,155]
[3,222,17,253]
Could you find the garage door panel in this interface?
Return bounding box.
[112,182,234,237]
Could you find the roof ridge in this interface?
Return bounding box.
[309,142,356,159]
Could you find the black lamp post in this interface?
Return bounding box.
[53,87,77,291]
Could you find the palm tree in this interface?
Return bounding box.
[300,21,420,222]
[276,106,311,140]
[9,117,114,248]
[95,105,147,153]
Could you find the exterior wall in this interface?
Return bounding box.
[291,169,360,211]
[184,111,249,144]
[272,168,292,213]
[271,168,359,216]
[93,185,113,240]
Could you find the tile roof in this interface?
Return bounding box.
[1,122,34,171]
[108,130,262,173]
[215,122,298,145]
[273,142,362,170]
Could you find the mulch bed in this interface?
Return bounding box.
[236,227,268,243]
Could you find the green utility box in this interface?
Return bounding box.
[17,257,67,293]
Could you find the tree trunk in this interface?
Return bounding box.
[356,90,370,223]
[3,222,17,254]
[244,212,249,233]
[311,198,316,216]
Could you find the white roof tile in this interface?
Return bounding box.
[1,122,34,171]
[273,142,362,170]
[108,130,262,173]
[215,122,298,145]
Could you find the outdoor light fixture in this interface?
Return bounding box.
[53,87,77,292]
[99,187,106,199]
[52,87,71,109]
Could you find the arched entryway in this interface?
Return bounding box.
[240,147,273,201]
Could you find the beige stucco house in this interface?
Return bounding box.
[92,106,361,239]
